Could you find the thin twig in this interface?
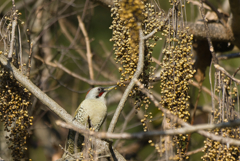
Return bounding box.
[152,57,162,66]
[77,15,94,80]
[59,144,77,160]
[202,0,224,23]
[55,61,116,86]
[113,107,136,147]
[107,23,145,133]
[8,3,17,59]
[99,40,119,69]
[34,55,116,86]
[34,55,57,67]
[189,80,218,101]
[187,0,211,10]
[214,64,240,84]
[58,18,86,59]
[26,42,33,78]
[58,17,117,81]
[217,53,240,60]
[17,25,23,72]
[186,147,204,156]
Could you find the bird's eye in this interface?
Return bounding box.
[98,88,101,91]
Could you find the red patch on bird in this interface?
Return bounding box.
[98,91,104,97]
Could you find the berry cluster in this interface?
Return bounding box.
[0,67,33,160]
[202,75,240,160]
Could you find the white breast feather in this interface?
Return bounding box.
[74,99,107,131]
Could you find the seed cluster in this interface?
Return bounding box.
[159,27,194,160]
[202,74,240,160]
[110,0,165,133]
[110,0,162,87]
[159,29,194,122]
[110,0,142,87]
[158,4,195,159]
[0,66,33,160]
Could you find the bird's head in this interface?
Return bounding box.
[85,86,116,100]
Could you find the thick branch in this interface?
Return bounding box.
[187,22,234,42]
[0,55,86,130]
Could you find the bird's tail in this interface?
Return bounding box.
[62,129,84,160]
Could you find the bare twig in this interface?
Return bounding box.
[186,147,204,156]
[202,0,224,23]
[108,23,145,133]
[189,80,218,101]
[8,3,17,59]
[217,53,240,60]
[99,40,119,69]
[58,18,86,59]
[34,55,57,67]
[55,62,116,86]
[26,42,33,78]
[143,29,158,40]
[58,18,117,81]
[77,15,94,80]
[187,0,211,10]
[152,57,162,66]
[34,55,116,86]
[17,25,23,72]
[214,64,240,84]
[59,144,77,160]
[113,107,136,147]
[56,118,240,145]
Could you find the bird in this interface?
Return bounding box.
[62,86,116,159]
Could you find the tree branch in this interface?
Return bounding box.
[0,55,86,129]
[77,15,94,80]
[0,54,126,160]
[56,119,240,143]
[214,64,240,84]
[107,23,145,133]
[134,79,240,146]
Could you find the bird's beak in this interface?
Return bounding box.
[104,85,117,92]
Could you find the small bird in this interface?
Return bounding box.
[63,86,116,159]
